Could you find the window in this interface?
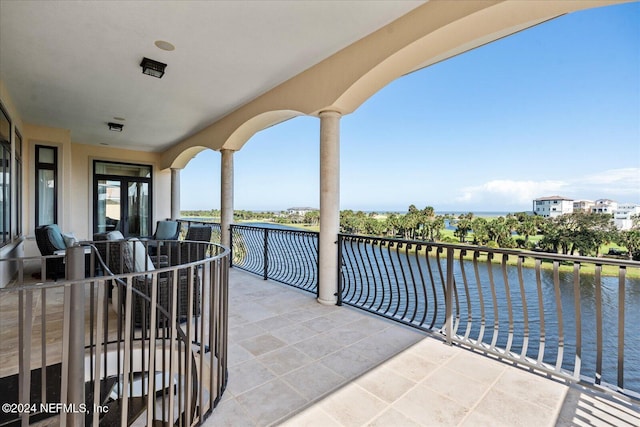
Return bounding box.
[35,145,58,227]
[15,130,22,237]
[93,161,152,237]
[0,105,10,246]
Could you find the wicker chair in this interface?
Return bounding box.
[95,233,200,327]
[171,225,212,266]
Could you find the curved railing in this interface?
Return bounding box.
[230,224,318,294]
[0,239,229,426]
[338,233,640,400]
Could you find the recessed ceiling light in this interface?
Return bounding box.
[100,143,109,146]
[155,40,175,51]
[113,117,126,121]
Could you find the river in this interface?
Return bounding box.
[229,223,640,394]
[341,241,640,394]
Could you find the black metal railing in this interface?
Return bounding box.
[0,239,229,426]
[338,233,640,399]
[230,224,319,294]
[149,221,639,400]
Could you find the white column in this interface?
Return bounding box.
[318,110,341,305]
[170,168,181,220]
[220,149,234,249]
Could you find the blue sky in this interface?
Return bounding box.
[181,2,640,213]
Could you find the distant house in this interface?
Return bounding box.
[573,200,594,212]
[533,196,574,218]
[286,207,318,216]
[613,203,640,230]
[591,199,618,214]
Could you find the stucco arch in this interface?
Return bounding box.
[170,146,209,170]
[161,0,623,170]
[222,110,304,151]
[161,110,303,169]
[333,0,619,115]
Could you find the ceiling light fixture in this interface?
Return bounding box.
[108,122,124,132]
[155,40,175,51]
[140,57,167,78]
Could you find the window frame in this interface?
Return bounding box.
[0,104,11,247]
[35,144,59,227]
[15,129,22,237]
[93,160,153,237]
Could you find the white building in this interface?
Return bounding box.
[591,199,618,214]
[287,207,318,216]
[573,199,594,212]
[533,196,574,218]
[613,203,640,230]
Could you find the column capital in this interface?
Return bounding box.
[318,109,342,118]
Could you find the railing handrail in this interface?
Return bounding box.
[338,232,640,269]
[0,239,229,293]
[231,222,319,236]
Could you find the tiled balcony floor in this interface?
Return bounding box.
[206,269,640,427]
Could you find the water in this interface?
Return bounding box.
[229,225,640,395]
[339,241,640,395]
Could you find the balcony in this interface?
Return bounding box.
[3,266,639,426]
[212,269,640,426]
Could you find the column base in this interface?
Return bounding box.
[317,296,337,306]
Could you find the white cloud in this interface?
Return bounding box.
[453,168,640,210]
[455,179,568,209]
[571,168,640,197]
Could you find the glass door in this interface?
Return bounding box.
[94,161,152,237]
[125,181,149,237]
[96,180,121,233]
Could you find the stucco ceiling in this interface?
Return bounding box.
[0,0,424,151]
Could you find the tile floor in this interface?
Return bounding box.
[204,269,640,427]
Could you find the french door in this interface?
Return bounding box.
[93,161,152,237]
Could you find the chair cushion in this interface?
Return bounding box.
[105,230,125,240]
[62,232,77,247]
[128,239,155,277]
[46,224,66,251]
[155,221,179,240]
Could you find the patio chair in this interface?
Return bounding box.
[95,232,200,327]
[35,224,77,279]
[148,220,181,256]
[171,224,213,265]
[153,220,181,240]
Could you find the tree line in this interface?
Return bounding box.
[338,206,639,260]
[182,206,640,260]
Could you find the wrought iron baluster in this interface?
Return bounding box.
[518,256,530,361]
[552,261,565,372]
[459,249,473,341]
[473,251,486,346]
[501,254,515,355]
